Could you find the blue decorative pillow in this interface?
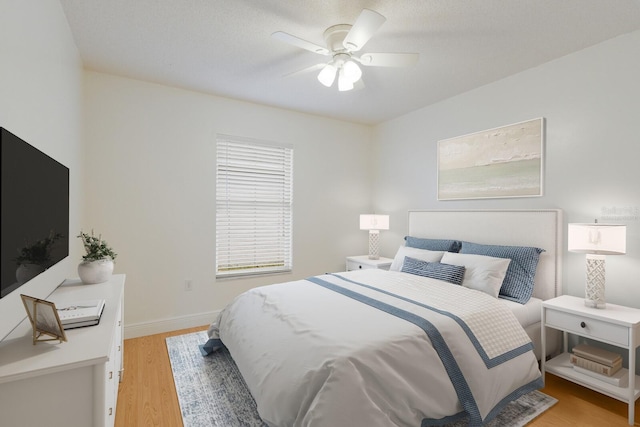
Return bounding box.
[401,256,466,286]
[459,241,545,304]
[405,236,461,253]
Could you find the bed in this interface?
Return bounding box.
[203,209,562,426]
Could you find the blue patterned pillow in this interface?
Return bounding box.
[401,256,466,286]
[459,241,544,304]
[405,236,461,252]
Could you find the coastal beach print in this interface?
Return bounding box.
[437,118,543,200]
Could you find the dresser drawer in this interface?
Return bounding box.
[546,309,629,347]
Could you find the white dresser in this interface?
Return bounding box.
[0,274,125,427]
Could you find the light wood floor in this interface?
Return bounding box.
[115,326,640,426]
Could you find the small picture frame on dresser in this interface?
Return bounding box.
[20,294,67,345]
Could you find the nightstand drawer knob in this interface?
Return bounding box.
[580,321,586,328]
[359,265,362,269]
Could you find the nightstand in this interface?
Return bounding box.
[346,255,393,271]
[541,295,640,425]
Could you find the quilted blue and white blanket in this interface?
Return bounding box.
[206,269,542,427]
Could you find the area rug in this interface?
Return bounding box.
[167,331,557,427]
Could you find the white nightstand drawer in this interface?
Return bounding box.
[546,309,629,346]
[345,256,392,272]
[347,260,375,271]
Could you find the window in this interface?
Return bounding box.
[216,135,293,277]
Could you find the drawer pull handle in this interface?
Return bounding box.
[359,265,362,269]
[580,321,586,328]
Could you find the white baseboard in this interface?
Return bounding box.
[123,310,220,339]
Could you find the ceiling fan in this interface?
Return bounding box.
[272,9,419,92]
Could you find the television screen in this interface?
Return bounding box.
[1,127,69,298]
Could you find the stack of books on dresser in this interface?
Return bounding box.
[56,299,106,329]
[570,343,628,387]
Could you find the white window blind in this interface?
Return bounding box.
[216,135,293,277]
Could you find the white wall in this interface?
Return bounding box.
[0,0,83,339]
[5,1,639,340]
[372,30,640,308]
[83,72,372,337]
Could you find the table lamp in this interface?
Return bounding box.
[568,222,626,308]
[360,214,389,260]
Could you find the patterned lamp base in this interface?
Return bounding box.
[368,230,380,260]
[584,254,606,309]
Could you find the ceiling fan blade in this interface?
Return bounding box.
[283,63,326,78]
[343,9,386,52]
[272,31,329,55]
[357,52,419,67]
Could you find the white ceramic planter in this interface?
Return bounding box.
[78,259,114,284]
[16,263,45,284]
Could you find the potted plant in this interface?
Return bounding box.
[77,230,117,284]
[15,231,63,284]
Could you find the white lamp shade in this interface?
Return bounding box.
[342,60,362,83]
[338,69,354,92]
[568,223,626,255]
[360,214,389,231]
[317,64,337,87]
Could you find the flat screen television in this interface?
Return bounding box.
[0,127,70,339]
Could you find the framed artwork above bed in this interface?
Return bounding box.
[437,118,544,200]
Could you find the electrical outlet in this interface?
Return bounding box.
[184,279,193,292]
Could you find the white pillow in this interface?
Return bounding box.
[440,252,511,298]
[389,246,445,272]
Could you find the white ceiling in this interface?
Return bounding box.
[59,0,640,125]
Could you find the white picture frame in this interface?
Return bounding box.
[437,118,544,200]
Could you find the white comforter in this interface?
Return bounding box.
[206,269,542,427]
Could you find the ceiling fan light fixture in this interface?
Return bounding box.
[342,60,362,83]
[338,69,354,92]
[317,64,337,87]
[273,8,417,92]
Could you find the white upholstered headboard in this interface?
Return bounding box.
[407,210,562,301]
